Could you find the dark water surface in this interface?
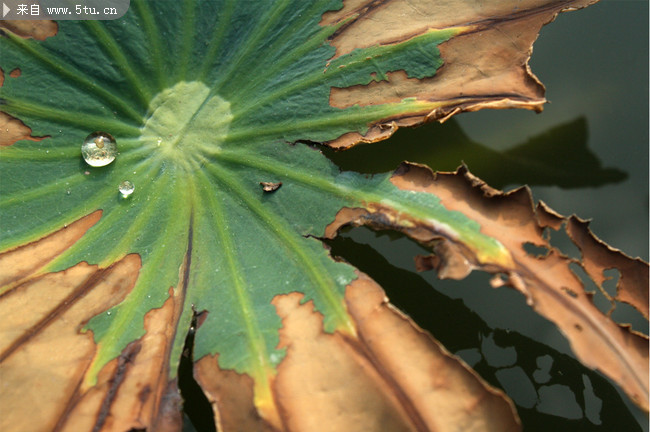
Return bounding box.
[326,0,649,430]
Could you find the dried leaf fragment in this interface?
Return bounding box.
[260,181,282,192]
[0,20,57,41]
[0,255,140,432]
[323,0,599,149]
[196,273,520,432]
[566,216,649,319]
[326,163,649,411]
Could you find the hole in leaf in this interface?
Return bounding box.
[546,224,582,260]
[178,310,216,432]
[611,302,649,336]
[523,242,550,258]
[601,268,619,298]
[569,262,613,315]
[561,286,579,298]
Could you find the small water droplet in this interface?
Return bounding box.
[106,311,111,316]
[118,180,135,198]
[66,190,71,195]
[81,132,117,167]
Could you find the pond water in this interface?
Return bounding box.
[326,0,649,430]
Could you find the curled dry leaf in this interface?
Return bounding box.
[322,0,599,148]
[566,216,649,319]
[196,273,520,432]
[325,163,649,411]
[0,217,188,432]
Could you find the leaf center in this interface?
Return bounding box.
[140,81,232,170]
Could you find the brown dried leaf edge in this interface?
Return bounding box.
[0,213,522,432]
[325,163,649,411]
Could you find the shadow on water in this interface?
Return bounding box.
[323,117,626,190]
[325,232,644,431]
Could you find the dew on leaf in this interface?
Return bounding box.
[118,180,135,198]
[81,132,117,167]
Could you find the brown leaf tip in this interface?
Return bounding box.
[0,112,49,147]
[0,20,58,40]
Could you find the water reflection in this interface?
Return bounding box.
[326,231,645,431]
[323,117,626,190]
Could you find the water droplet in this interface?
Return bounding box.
[106,311,111,316]
[66,190,71,195]
[118,180,135,198]
[81,132,117,167]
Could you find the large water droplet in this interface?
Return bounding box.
[81,132,117,167]
[118,180,134,198]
